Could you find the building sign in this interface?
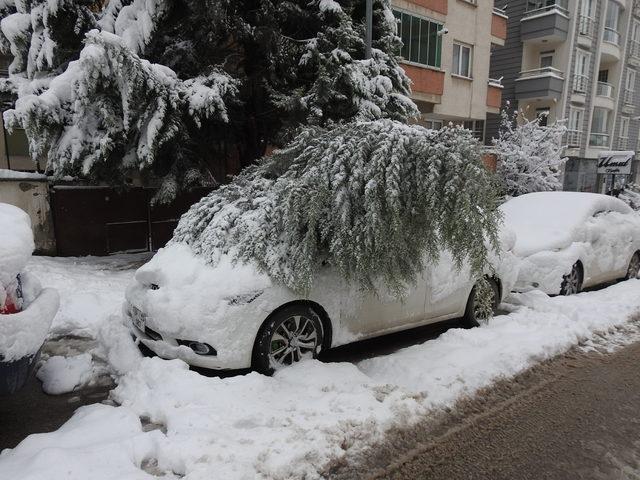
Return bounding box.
[597,151,634,175]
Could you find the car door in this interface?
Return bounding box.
[424,251,474,320]
[344,269,429,336]
[584,210,633,284]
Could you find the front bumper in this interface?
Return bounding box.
[125,304,247,370]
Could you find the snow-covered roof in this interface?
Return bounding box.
[0,203,34,286]
[500,192,632,257]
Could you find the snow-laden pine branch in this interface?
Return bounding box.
[173,120,502,296]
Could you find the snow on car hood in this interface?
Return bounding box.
[128,243,273,338]
[0,203,34,286]
[500,192,632,257]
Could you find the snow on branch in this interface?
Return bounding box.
[173,120,502,296]
[4,29,237,179]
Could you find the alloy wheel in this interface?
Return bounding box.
[562,265,581,295]
[627,253,640,279]
[268,315,319,367]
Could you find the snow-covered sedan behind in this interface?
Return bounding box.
[125,236,518,373]
[501,192,640,295]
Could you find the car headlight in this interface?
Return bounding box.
[224,290,263,306]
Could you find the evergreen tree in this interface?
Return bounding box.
[0,0,417,200]
[173,120,501,296]
[493,107,567,197]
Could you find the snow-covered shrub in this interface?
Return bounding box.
[173,120,502,296]
[493,108,567,197]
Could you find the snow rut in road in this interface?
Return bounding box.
[2,259,640,479]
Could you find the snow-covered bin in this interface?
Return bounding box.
[0,203,59,394]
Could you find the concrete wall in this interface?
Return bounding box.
[0,179,56,255]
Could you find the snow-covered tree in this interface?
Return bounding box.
[173,120,501,296]
[493,108,567,197]
[0,0,417,200]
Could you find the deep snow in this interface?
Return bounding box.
[1,255,640,479]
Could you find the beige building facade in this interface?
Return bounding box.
[392,0,507,142]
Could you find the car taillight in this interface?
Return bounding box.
[0,297,20,314]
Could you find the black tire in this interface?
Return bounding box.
[625,252,640,280]
[560,262,583,296]
[252,304,324,375]
[462,279,500,329]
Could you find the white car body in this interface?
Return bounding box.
[501,192,640,295]
[125,233,519,371]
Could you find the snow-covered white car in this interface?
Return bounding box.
[501,192,640,296]
[125,234,518,373]
[0,203,59,395]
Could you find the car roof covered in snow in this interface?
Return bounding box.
[0,203,34,286]
[499,192,632,257]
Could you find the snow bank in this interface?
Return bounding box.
[0,203,34,287]
[0,288,59,362]
[3,279,640,479]
[501,192,632,257]
[0,404,162,480]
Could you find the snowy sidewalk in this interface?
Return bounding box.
[2,256,640,479]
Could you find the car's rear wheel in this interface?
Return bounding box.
[462,278,500,328]
[626,252,640,280]
[560,262,582,295]
[253,304,324,375]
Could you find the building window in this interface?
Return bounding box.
[6,128,29,158]
[573,49,590,93]
[619,117,630,149]
[463,120,484,142]
[393,10,443,69]
[536,108,550,126]
[567,107,584,147]
[604,0,621,45]
[540,51,554,68]
[452,43,473,78]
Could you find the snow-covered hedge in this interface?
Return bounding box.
[493,109,567,197]
[173,120,502,295]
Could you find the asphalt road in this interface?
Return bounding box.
[330,339,640,480]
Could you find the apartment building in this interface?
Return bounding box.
[489,0,640,193]
[392,0,508,142]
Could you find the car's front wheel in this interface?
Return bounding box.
[625,252,640,280]
[253,304,324,375]
[560,262,583,295]
[462,278,500,328]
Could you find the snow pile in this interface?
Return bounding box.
[0,203,34,287]
[3,279,640,478]
[0,288,59,361]
[36,353,98,395]
[0,404,163,480]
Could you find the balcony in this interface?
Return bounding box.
[630,40,640,66]
[578,16,595,39]
[589,133,610,148]
[566,130,583,148]
[515,67,565,100]
[572,74,590,95]
[594,81,615,110]
[618,138,630,150]
[521,1,570,44]
[601,28,622,62]
[621,89,636,114]
[491,8,508,46]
